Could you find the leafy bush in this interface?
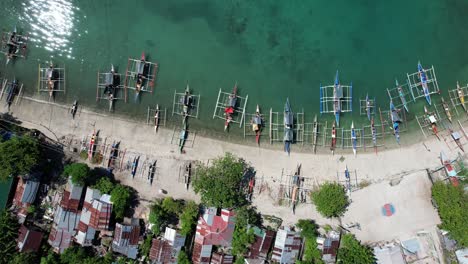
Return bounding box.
[311,182,349,218]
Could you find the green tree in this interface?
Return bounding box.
[93,177,114,194]
[296,219,323,264]
[177,250,191,264]
[149,199,169,235]
[0,136,39,182]
[110,184,132,220]
[140,234,154,258]
[0,210,19,264]
[311,182,349,218]
[10,253,38,264]
[192,153,247,208]
[60,247,88,264]
[432,181,468,246]
[231,206,260,257]
[40,251,59,264]
[337,234,375,264]
[162,197,184,215]
[179,201,199,236]
[63,163,90,186]
[234,256,245,264]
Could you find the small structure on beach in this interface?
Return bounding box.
[112,217,141,259]
[316,230,341,263]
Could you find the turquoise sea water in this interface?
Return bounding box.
[0,0,468,141]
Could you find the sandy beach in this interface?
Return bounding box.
[4,96,466,243]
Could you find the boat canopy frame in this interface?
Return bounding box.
[387,80,413,110]
[37,64,66,94]
[268,108,304,144]
[406,65,440,102]
[213,88,248,127]
[359,97,376,117]
[170,126,197,149]
[319,82,353,115]
[277,165,315,206]
[415,106,443,139]
[124,57,158,102]
[341,125,365,151]
[448,83,468,115]
[146,105,167,128]
[172,85,200,119]
[96,70,124,102]
[0,30,29,60]
[0,78,24,106]
[243,108,268,139]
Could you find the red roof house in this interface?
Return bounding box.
[17,225,43,253]
[13,177,39,220]
[248,227,276,259]
[149,227,186,263]
[112,218,141,259]
[271,226,302,264]
[192,208,236,264]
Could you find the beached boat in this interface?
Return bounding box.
[154,104,160,132]
[449,129,464,152]
[424,106,439,140]
[182,83,192,116]
[365,94,371,121]
[344,165,351,195]
[71,100,78,118]
[457,81,466,112]
[333,71,341,126]
[5,79,18,107]
[134,52,146,101]
[441,97,452,123]
[418,62,431,105]
[351,122,357,156]
[224,83,238,131]
[107,141,119,169]
[396,79,409,112]
[330,121,337,154]
[390,101,401,144]
[440,151,457,177]
[312,115,318,153]
[371,117,377,154]
[179,122,188,153]
[147,160,156,185]
[184,162,191,190]
[88,130,96,160]
[251,105,262,145]
[283,98,293,155]
[131,156,139,178]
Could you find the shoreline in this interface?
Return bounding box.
[3,95,465,242]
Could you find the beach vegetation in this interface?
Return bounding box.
[63,163,90,186]
[93,177,114,194]
[311,182,349,218]
[110,184,132,220]
[232,206,261,257]
[431,181,468,246]
[234,256,245,264]
[192,152,248,208]
[149,197,199,235]
[0,210,20,263]
[177,250,191,264]
[10,253,38,264]
[92,153,103,164]
[337,233,375,264]
[0,136,40,182]
[179,200,199,236]
[140,234,153,258]
[79,150,88,160]
[296,219,324,264]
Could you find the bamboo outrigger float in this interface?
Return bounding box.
[320,70,353,127]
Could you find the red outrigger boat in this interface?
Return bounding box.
[424,106,440,140]
[224,83,238,131]
[88,130,96,160]
[331,121,337,154]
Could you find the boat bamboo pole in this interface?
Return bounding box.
[63,65,66,94]
[458,120,468,140]
[269,108,272,144]
[0,79,7,100]
[240,94,248,128]
[213,88,221,119]
[172,90,177,116]
[37,64,40,93]
[379,108,385,145]
[15,83,23,105]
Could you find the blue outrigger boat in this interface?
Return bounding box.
[351,122,357,156]
[390,101,401,144]
[333,71,341,126]
[283,98,293,155]
[365,94,371,121]
[395,79,409,112]
[418,62,431,105]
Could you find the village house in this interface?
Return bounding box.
[112,217,141,259]
[271,226,302,264]
[12,176,40,222]
[74,187,112,246]
[149,227,186,263]
[316,231,341,263]
[247,227,275,260]
[192,208,236,264]
[17,224,43,253]
[48,178,83,253]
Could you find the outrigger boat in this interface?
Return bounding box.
[106,64,116,111]
[179,121,188,153]
[449,129,464,152]
[70,100,78,119]
[46,63,56,99]
[365,94,371,121]
[331,121,337,154]
[184,162,191,190]
[154,104,160,132]
[4,26,27,65]
[131,156,140,178]
[371,117,377,154]
[182,83,193,116]
[312,115,318,153]
[134,52,146,102]
[107,141,119,169]
[147,160,156,185]
[441,97,452,123]
[344,165,351,196]
[333,71,341,126]
[390,101,401,144]
[5,79,18,109]
[440,151,457,177]
[224,83,238,131]
[457,81,466,112]
[351,122,357,156]
[396,79,409,112]
[283,98,293,155]
[88,130,97,160]
[424,106,440,140]
[251,105,263,145]
[417,62,431,105]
